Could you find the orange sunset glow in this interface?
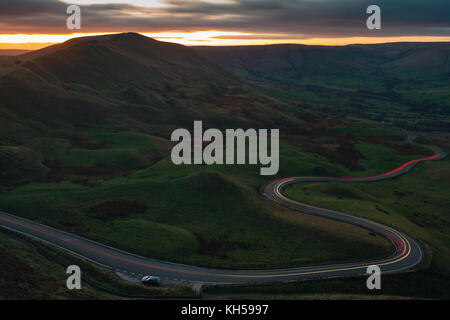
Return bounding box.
[0,0,448,51]
[1,0,450,304]
[2,32,450,51]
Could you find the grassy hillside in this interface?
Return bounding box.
[0,33,448,298]
[0,120,431,269]
[0,127,399,268]
[202,153,450,299]
[285,156,450,277]
[0,33,312,146]
[0,50,30,56]
[195,42,450,131]
[0,228,195,299]
[0,34,434,269]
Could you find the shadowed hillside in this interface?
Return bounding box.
[0,33,312,146]
[1,33,448,299]
[0,50,30,56]
[194,42,450,131]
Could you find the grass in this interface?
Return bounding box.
[327,124,403,139]
[200,43,450,132]
[284,156,450,276]
[203,269,450,299]
[354,143,421,174]
[1,35,448,299]
[0,126,416,270]
[0,166,392,269]
[0,228,196,299]
[256,76,450,131]
[0,146,48,188]
[25,129,169,169]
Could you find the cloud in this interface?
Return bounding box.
[0,0,448,38]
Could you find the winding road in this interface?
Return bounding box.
[0,147,446,284]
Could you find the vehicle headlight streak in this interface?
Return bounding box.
[0,150,445,282]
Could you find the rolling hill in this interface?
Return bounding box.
[194,42,450,130]
[0,33,449,299]
[194,42,450,84]
[0,33,312,146]
[0,49,30,56]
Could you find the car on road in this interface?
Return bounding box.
[141,275,161,286]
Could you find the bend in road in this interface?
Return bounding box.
[0,147,446,284]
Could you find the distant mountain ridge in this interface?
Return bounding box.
[0,49,30,56]
[1,33,448,148]
[193,41,450,131]
[193,42,450,84]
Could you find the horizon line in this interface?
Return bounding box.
[1,32,450,51]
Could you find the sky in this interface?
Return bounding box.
[0,0,449,49]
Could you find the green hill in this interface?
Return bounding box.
[0,34,447,298]
[0,33,314,146]
[194,42,450,131]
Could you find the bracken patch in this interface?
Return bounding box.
[87,199,148,221]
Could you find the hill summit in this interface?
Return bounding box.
[0,33,309,145]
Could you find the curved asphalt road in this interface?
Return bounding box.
[0,147,446,284]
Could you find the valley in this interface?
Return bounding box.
[0,33,448,299]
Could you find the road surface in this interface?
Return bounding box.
[0,148,446,284]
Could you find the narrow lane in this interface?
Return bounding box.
[0,148,446,283]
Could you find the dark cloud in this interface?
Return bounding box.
[0,0,448,38]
